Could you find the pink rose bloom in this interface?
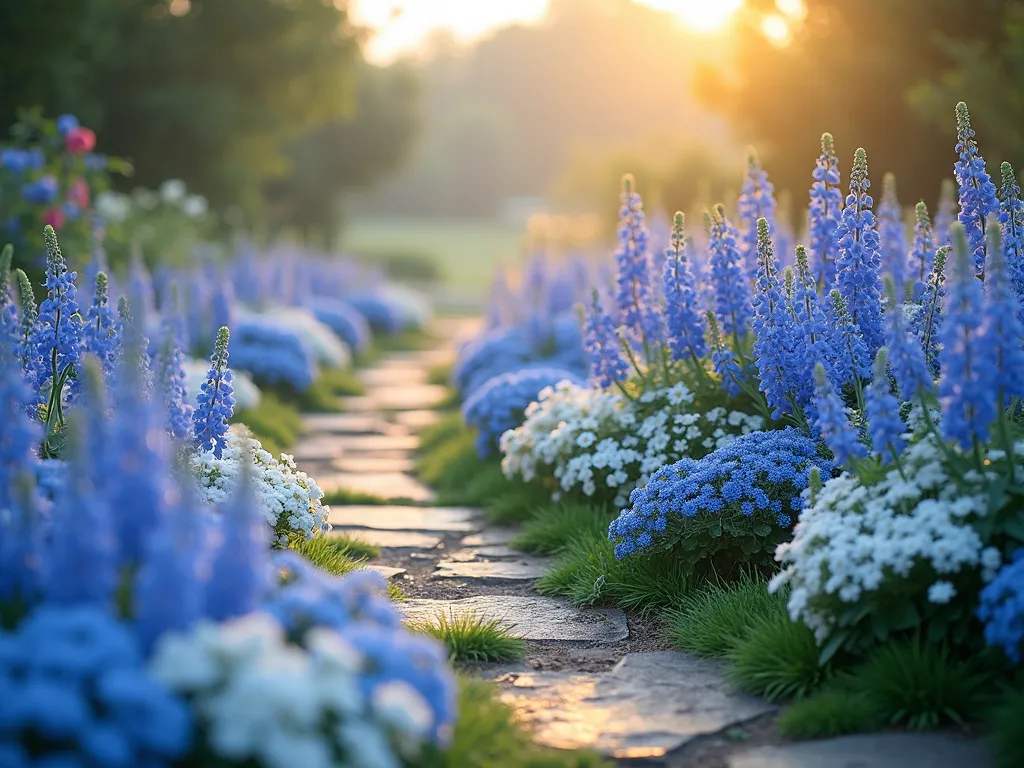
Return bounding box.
[65,126,96,154]
[42,207,67,230]
[68,178,90,208]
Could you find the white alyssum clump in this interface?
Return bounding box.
[191,425,330,545]
[500,380,764,506]
[770,433,1014,642]
[149,614,428,768]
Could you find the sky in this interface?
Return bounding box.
[349,0,788,64]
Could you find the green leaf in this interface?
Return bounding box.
[818,631,848,665]
[708,522,723,538]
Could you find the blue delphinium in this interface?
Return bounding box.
[864,348,906,461]
[662,212,707,363]
[934,178,958,249]
[116,296,154,401]
[909,246,948,374]
[229,317,318,393]
[193,326,235,458]
[751,218,796,419]
[463,366,585,456]
[613,175,663,351]
[210,278,235,337]
[878,173,908,296]
[0,606,193,765]
[909,202,936,300]
[808,132,844,288]
[938,223,996,450]
[310,297,372,354]
[707,311,743,396]
[708,204,752,338]
[13,269,37,376]
[0,246,17,346]
[835,148,885,358]
[582,289,629,389]
[155,314,194,441]
[608,428,831,568]
[977,548,1024,664]
[979,216,1024,405]
[997,161,1024,326]
[883,278,932,402]
[823,289,871,390]
[737,148,777,277]
[83,271,120,380]
[954,102,999,276]
[813,362,866,465]
[128,255,157,324]
[789,247,831,414]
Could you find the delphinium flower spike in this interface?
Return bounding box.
[813,362,866,465]
[613,175,663,354]
[82,271,120,379]
[155,288,194,440]
[14,268,38,374]
[835,148,885,358]
[751,218,795,419]
[581,289,629,389]
[910,201,935,300]
[997,161,1024,325]
[662,212,707,364]
[911,246,948,374]
[938,222,996,450]
[883,277,932,402]
[0,244,17,346]
[823,289,871,391]
[934,178,957,248]
[878,173,908,297]
[954,102,999,276]
[737,148,777,277]
[791,246,831,411]
[708,310,743,396]
[979,215,1024,406]
[864,348,906,461]
[808,132,843,288]
[708,204,752,338]
[193,326,235,458]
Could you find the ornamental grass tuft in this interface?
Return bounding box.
[412,612,527,663]
[724,610,828,701]
[777,686,882,740]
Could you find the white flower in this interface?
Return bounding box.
[160,178,187,203]
[95,190,130,223]
[927,581,957,604]
[183,194,209,218]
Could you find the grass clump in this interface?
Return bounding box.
[428,361,453,386]
[512,504,615,555]
[324,533,381,561]
[419,411,467,455]
[232,391,303,454]
[321,488,391,506]
[989,686,1024,768]
[481,478,551,524]
[725,611,828,702]
[665,573,787,659]
[778,686,882,739]
[358,329,437,365]
[417,429,483,495]
[412,612,526,663]
[289,535,364,578]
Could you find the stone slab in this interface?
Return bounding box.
[433,556,549,582]
[289,437,345,462]
[301,413,392,435]
[446,545,521,561]
[329,528,442,550]
[727,732,993,768]
[318,472,435,503]
[367,384,449,411]
[496,652,774,759]
[367,564,407,581]
[359,367,428,387]
[461,528,519,547]
[332,434,420,453]
[379,349,455,368]
[399,596,628,644]
[393,410,442,431]
[333,455,416,474]
[327,505,478,533]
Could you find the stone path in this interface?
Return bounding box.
[295,317,994,768]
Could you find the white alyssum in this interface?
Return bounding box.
[191,426,330,545]
[770,434,1016,642]
[500,380,764,506]
[149,614,428,768]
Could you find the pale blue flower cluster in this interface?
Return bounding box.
[978,548,1024,664]
[311,297,372,354]
[229,317,318,392]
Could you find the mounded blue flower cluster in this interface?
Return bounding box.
[463,365,586,457]
[608,429,833,571]
[978,548,1024,665]
[311,297,372,354]
[229,317,319,392]
[345,292,413,335]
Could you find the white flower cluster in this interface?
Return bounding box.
[770,434,1013,642]
[149,614,432,768]
[500,380,764,506]
[191,426,330,545]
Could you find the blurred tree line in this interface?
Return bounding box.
[0,0,420,242]
[701,0,1024,215]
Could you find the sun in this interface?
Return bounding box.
[636,0,745,33]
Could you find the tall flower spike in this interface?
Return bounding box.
[878,173,908,297]
[883,276,932,402]
[613,175,663,353]
[751,218,795,418]
[865,348,906,461]
[707,310,743,396]
[115,296,153,400]
[83,271,119,379]
[708,204,752,337]
[934,178,957,249]
[954,102,999,276]
[204,450,269,621]
[938,222,997,450]
[997,161,1024,326]
[911,246,948,374]
[581,289,629,389]
[980,215,1024,404]
[791,246,831,410]
[193,326,235,458]
[823,289,871,390]
[813,362,866,465]
[910,201,935,300]
[0,244,18,345]
[737,148,777,277]
[156,311,194,441]
[13,268,38,375]
[808,132,843,288]
[835,148,885,358]
[662,212,707,363]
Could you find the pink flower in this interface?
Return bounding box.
[42,207,67,230]
[65,126,96,155]
[67,178,90,209]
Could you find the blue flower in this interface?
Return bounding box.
[909,247,948,374]
[813,362,866,466]
[979,216,1024,403]
[864,348,906,461]
[909,202,936,300]
[192,327,235,458]
[997,161,1024,328]
[662,212,707,363]
[823,289,870,390]
[114,296,154,402]
[0,246,18,348]
[311,297,372,353]
[82,272,120,380]
[934,178,958,249]
[835,148,885,358]
[978,548,1024,664]
[581,290,629,390]
[13,268,38,379]
[707,311,743,397]
[790,247,831,413]
[878,173,908,297]
[1,148,31,172]
[21,176,58,205]
[229,317,318,392]
[708,204,752,338]
[56,114,80,135]
[808,132,843,288]
[883,279,932,401]
[954,102,999,276]
[155,312,194,441]
[613,176,663,352]
[737,149,778,278]
[751,218,796,419]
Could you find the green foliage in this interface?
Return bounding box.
[511,504,615,555]
[725,612,828,702]
[323,534,380,562]
[665,574,787,659]
[321,488,391,507]
[480,479,551,525]
[418,411,466,454]
[989,686,1024,768]
[232,391,302,455]
[846,638,990,730]
[411,612,526,663]
[288,535,362,578]
[536,528,692,615]
[416,427,481,493]
[427,362,454,387]
[778,687,883,740]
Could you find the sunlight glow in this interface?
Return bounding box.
[761,13,791,46]
[636,0,745,33]
[776,0,808,21]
